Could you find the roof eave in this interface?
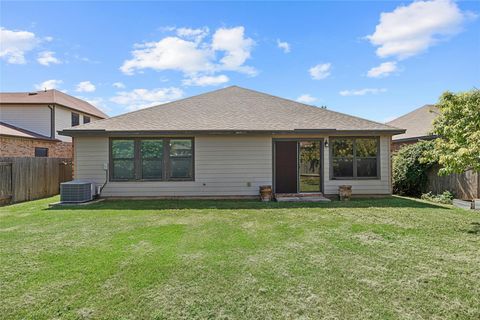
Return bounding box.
[58,128,406,137]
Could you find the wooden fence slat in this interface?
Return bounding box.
[0,157,73,205]
[427,164,479,200]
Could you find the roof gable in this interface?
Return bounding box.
[60,86,403,135]
[387,105,439,141]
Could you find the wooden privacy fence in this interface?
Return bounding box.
[0,157,73,205]
[427,165,480,200]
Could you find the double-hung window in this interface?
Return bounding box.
[110,138,194,181]
[331,137,379,179]
[111,140,135,180]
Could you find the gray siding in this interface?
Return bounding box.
[0,105,51,137]
[55,106,101,142]
[74,135,272,197]
[323,135,391,195]
[74,134,392,198]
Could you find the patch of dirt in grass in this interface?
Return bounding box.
[354,232,385,244]
[76,307,95,320]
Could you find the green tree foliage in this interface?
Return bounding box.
[425,89,480,175]
[393,141,435,196]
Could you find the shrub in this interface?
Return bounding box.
[421,191,454,204]
[392,141,435,196]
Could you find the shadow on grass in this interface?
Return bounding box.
[466,222,480,235]
[47,196,447,211]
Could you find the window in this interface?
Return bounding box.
[331,137,379,179]
[141,140,163,180]
[83,116,91,124]
[111,140,135,180]
[169,139,193,179]
[71,113,80,126]
[110,138,194,181]
[35,147,48,157]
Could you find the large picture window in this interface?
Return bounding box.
[331,137,379,179]
[110,138,193,181]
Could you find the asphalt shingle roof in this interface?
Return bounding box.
[0,121,57,141]
[60,86,403,135]
[387,105,439,141]
[0,89,108,119]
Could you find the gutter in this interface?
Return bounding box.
[58,128,406,137]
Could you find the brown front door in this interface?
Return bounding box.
[275,141,297,193]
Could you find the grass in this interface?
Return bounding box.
[1,196,479,319]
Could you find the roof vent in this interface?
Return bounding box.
[28,92,38,96]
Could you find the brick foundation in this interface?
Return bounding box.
[0,136,72,158]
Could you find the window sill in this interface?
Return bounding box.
[109,179,194,182]
[330,177,380,180]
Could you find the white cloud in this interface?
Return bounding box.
[120,26,256,77]
[277,39,290,53]
[367,61,398,78]
[120,36,214,75]
[366,0,474,59]
[0,27,39,64]
[34,79,63,90]
[112,82,125,89]
[296,94,317,104]
[309,63,331,80]
[75,81,96,92]
[176,27,209,42]
[110,87,184,111]
[339,88,387,96]
[183,74,229,86]
[37,51,61,66]
[212,26,256,75]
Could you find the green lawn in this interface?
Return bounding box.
[1,197,479,319]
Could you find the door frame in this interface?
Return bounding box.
[272,138,324,194]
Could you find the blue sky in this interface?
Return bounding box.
[1,0,479,122]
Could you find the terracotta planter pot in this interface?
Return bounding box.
[259,185,272,202]
[339,185,352,201]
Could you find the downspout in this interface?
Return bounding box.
[99,167,108,197]
[48,104,55,139]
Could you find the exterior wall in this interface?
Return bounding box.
[73,133,392,198]
[0,136,72,158]
[0,105,52,137]
[323,135,392,196]
[391,140,417,153]
[74,135,272,197]
[55,106,101,142]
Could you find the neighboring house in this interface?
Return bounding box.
[387,105,440,152]
[59,86,404,198]
[0,89,108,157]
[388,105,479,200]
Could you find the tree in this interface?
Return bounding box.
[424,89,480,175]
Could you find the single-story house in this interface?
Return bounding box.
[59,86,404,199]
[387,104,439,152]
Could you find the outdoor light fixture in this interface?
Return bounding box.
[324,140,329,148]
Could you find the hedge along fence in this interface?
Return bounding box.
[0,157,73,205]
[392,141,479,200]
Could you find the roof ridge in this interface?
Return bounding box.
[77,85,237,128]
[387,104,437,124]
[229,86,402,130]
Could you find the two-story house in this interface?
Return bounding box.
[0,89,108,158]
